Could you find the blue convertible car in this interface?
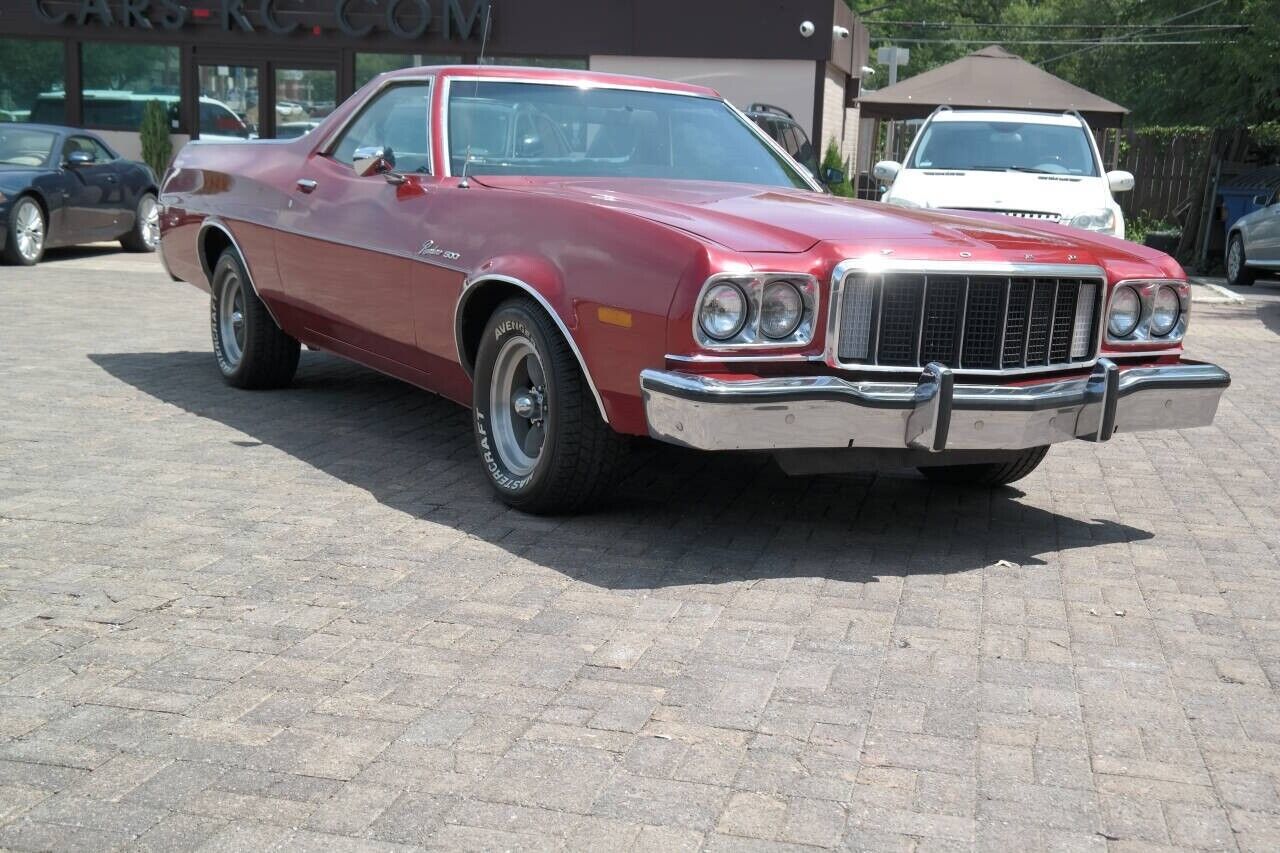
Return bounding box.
[0,123,159,266]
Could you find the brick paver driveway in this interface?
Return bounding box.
[2,248,1279,852]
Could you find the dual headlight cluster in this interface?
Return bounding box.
[1106,281,1188,343]
[695,274,818,348]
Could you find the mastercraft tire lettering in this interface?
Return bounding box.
[472,298,625,514]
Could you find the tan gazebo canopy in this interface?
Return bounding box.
[858,45,1129,129]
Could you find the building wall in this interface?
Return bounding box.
[588,56,816,137]
[98,130,190,166]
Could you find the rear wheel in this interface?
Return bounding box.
[919,446,1049,487]
[472,298,626,514]
[1226,234,1257,287]
[120,193,159,253]
[210,249,299,389]
[3,196,45,266]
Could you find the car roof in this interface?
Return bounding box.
[1,123,70,134]
[930,109,1085,127]
[381,65,721,98]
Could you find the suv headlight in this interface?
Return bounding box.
[694,274,818,348]
[1066,208,1116,233]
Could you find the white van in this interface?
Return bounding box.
[874,108,1134,239]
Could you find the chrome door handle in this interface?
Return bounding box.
[296,179,318,193]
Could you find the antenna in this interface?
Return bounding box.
[459,1,494,189]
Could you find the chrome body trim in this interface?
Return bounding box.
[1104,279,1191,346]
[824,258,1109,377]
[640,359,1229,453]
[665,353,825,364]
[454,272,608,424]
[318,76,435,173]
[438,75,823,191]
[196,217,285,331]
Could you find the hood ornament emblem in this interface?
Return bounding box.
[959,251,971,258]
[1067,253,1078,262]
[1023,253,1035,261]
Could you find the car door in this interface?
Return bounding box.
[61,135,127,239]
[1249,189,1280,262]
[275,80,437,370]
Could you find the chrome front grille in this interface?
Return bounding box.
[835,270,1102,372]
[951,207,1062,221]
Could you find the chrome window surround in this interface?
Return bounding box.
[1105,279,1191,346]
[692,272,820,350]
[318,76,435,174]
[823,258,1109,377]
[437,75,822,192]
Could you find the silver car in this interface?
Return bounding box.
[1227,188,1280,286]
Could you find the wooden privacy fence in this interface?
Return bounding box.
[1105,129,1214,225]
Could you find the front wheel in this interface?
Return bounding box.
[120,192,159,253]
[2,196,45,266]
[919,446,1049,487]
[472,298,626,514]
[1226,234,1257,287]
[210,249,299,389]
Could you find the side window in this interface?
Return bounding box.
[331,83,431,174]
[63,135,113,163]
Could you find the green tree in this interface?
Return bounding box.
[140,100,172,177]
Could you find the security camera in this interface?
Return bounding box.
[799,20,815,38]
[833,25,851,40]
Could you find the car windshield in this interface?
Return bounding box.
[447,80,810,188]
[908,119,1099,177]
[0,128,56,167]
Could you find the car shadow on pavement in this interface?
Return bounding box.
[89,350,1153,589]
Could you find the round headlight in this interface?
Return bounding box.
[1108,286,1141,337]
[1150,285,1181,336]
[760,281,804,339]
[699,283,747,341]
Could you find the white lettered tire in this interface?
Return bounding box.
[472,298,626,514]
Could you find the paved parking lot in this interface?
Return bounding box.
[2,248,1280,852]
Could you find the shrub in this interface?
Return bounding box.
[822,138,853,198]
[139,100,172,179]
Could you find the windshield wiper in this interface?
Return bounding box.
[1005,166,1052,174]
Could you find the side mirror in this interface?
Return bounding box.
[353,145,396,178]
[820,165,846,186]
[873,160,901,183]
[515,133,543,158]
[66,150,95,168]
[1252,193,1270,206]
[1107,170,1135,193]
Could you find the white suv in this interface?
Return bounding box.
[874,108,1133,239]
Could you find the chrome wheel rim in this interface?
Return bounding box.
[489,336,547,477]
[1228,240,1242,280]
[140,196,160,249]
[14,200,44,261]
[218,273,246,366]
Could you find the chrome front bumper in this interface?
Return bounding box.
[640,359,1229,452]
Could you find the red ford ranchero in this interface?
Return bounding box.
[158,66,1230,514]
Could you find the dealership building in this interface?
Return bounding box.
[0,0,869,162]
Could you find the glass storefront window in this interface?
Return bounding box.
[356,53,462,88]
[479,57,588,69]
[198,65,259,141]
[275,68,337,138]
[0,39,65,125]
[81,43,180,131]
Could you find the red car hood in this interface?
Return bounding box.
[473,176,1128,261]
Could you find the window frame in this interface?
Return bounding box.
[321,77,434,176]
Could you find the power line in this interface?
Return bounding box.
[886,37,1230,46]
[865,20,1246,30]
[1038,0,1228,65]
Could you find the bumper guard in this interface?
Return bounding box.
[640,359,1229,452]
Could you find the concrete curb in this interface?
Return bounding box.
[1189,278,1247,305]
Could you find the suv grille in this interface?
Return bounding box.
[835,271,1102,371]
